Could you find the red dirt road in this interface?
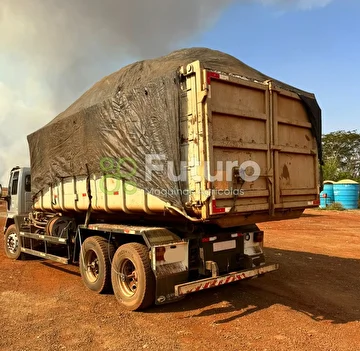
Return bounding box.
[1,205,360,351]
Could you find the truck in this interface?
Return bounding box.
[2,48,321,310]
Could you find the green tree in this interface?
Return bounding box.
[322,130,360,182]
[322,157,339,181]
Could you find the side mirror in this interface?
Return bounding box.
[0,184,10,203]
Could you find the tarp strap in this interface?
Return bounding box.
[84,164,92,228]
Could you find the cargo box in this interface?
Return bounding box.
[30,49,321,227]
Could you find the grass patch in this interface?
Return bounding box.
[322,202,346,211]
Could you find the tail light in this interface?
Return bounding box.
[313,198,321,206]
[202,236,217,243]
[253,231,264,243]
[155,246,166,261]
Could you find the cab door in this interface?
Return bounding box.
[6,168,32,216]
[7,170,20,215]
[24,171,32,213]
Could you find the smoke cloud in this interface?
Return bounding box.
[0,0,334,185]
[261,0,333,10]
[0,0,233,184]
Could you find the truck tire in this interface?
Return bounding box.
[111,243,155,311]
[79,236,115,294]
[4,224,23,260]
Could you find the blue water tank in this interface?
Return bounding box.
[319,191,327,208]
[333,180,360,210]
[323,181,335,204]
[319,181,335,208]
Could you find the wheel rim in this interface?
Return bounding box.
[84,249,100,283]
[7,232,19,254]
[118,258,138,297]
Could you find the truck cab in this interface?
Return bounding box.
[2,167,32,232]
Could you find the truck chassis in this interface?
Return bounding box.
[4,214,278,310]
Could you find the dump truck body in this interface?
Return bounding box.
[33,60,319,227]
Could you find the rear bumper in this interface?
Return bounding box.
[174,263,279,297]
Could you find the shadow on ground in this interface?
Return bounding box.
[41,261,81,277]
[149,248,360,325]
[300,212,324,218]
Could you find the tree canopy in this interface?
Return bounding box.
[322,130,360,182]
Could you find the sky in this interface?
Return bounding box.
[0,0,359,185]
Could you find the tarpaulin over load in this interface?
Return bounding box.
[27,48,322,207]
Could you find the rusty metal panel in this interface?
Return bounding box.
[186,63,319,226]
[179,61,207,208]
[272,87,319,207]
[203,69,273,217]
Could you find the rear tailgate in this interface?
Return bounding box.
[180,61,319,223]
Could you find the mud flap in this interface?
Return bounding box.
[149,241,189,305]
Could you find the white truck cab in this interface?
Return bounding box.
[2,167,32,232]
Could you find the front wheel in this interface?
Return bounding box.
[4,224,22,260]
[111,243,155,311]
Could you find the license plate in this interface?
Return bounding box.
[213,240,236,252]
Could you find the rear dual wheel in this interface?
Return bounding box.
[111,243,155,311]
[80,238,155,310]
[79,236,115,293]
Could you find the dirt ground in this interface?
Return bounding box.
[0,203,359,351]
